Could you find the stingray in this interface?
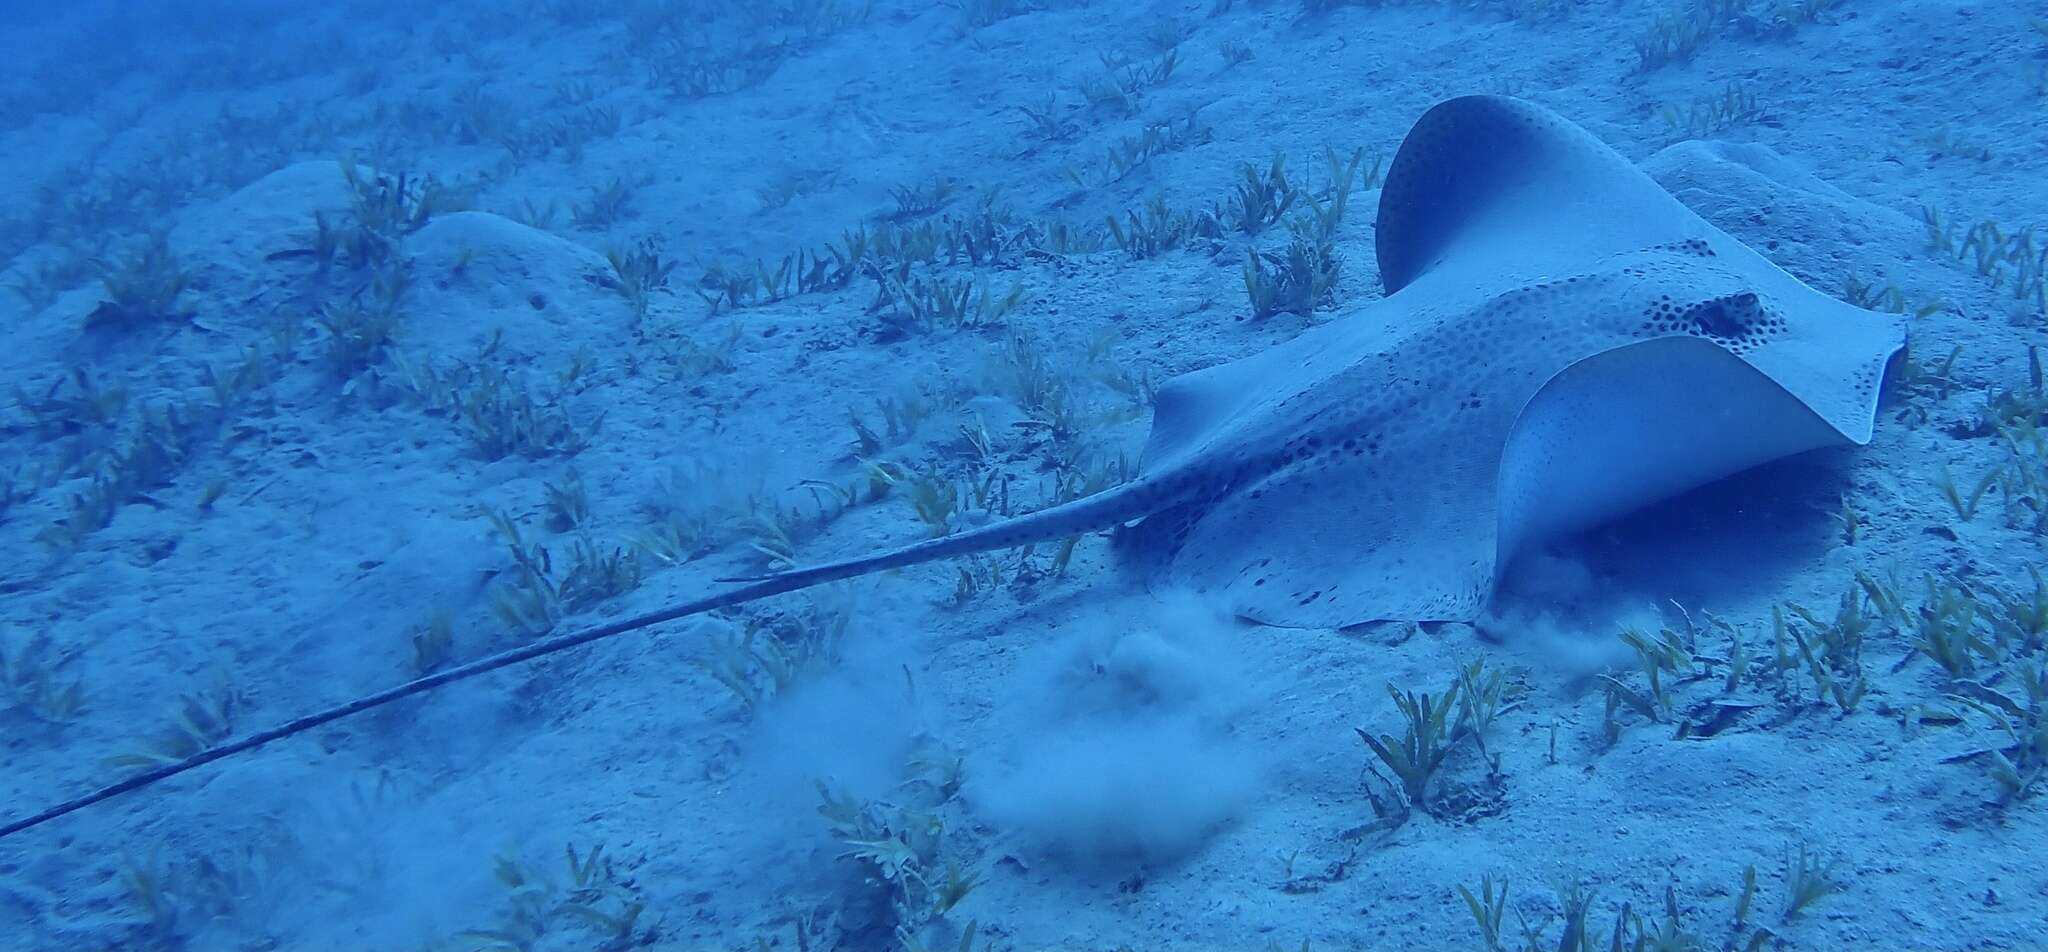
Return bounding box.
[1,96,1904,838]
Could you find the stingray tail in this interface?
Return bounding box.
[0,474,1174,841]
[716,474,1167,588]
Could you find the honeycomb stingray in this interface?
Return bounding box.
[0,96,1906,838]
[718,93,1906,626]
[1121,95,1909,624]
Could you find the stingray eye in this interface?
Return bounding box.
[1687,292,1761,339]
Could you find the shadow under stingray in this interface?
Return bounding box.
[1511,448,1857,615]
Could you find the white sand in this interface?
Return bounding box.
[1,2,2044,950]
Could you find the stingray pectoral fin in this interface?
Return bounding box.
[1376,95,1698,294]
[1494,334,1872,568]
[1170,329,1894,632]
[1159,421,1506,629]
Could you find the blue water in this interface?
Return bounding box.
[2,2,2044,949]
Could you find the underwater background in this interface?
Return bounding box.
[3,0,2047,949]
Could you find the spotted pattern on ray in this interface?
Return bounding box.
[640,94,1900,629]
